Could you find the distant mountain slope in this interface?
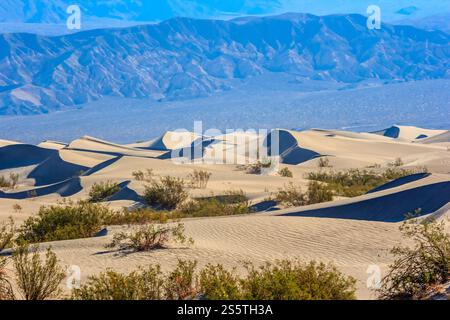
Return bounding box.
[0,13,449,115]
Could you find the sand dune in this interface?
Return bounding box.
[373,125,447,142]
[419,131,450,144]
[282,173,450,222]
[1,126,449,300]
[127,131,201,151]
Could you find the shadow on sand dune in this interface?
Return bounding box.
[281,181,450,222]
[0,177,83,199]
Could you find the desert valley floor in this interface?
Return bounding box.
[1,125,450,299]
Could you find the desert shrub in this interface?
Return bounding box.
[88,181,120,203]
[165,260,198,300]
[318,157,331,168]
[143,176,188,210]
[132,169,154,182]
[106,223,193,253]
[106,208,177,225]
[307,167,424,197]
[178,191,250,218]
[188,170,212,189]
[70,259,355,301]
[13,245,65,300]
[246,159,272,175]
[306,181,334,204]
[279,167,293,178]
[0,257,14,300]
[199,264,241,300]
[0,173,19,190]
[0,218,15,252]
[13,204,22,214]
[72,265,165,300]
[17,201,114,243]
[240,260,356,300]
[378,217,450,300]
[389,158,404,167]
[275,183,307,207]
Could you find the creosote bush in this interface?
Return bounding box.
[0,257,14,300]
[188,170,212,189]
[275,182,333,207]
[143,176,188,210]
[378,216,450,300]
[132,169,154,182]
[178,191,250,218]
[71,259,356,300]
[106,223,193,253]
[307,167,427,197]
[0,217,15,252]
[279,167,293,178]
[17,201,114,243]
[0,173,19,190]
[88,181,120,203]
[13,245,65,300]
[318,157,331,168]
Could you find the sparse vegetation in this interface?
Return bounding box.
[143,176,188,210]
[279,167,293,178]
[188,170,212,189]
[71,259,356,300]
[318,157,331,168]
[389,157,404,167]
[245,159,273,175]
[88,181,120,203]
[132,169,154,182]
[178,190,250,218]
[0,257,14,300]
[307,167,427,197]
[0,218,15,252]
[275,182,333,207]
[106,223,193,253]
[106,208,175,226]
[378,215,450,300]
[240,260,356,300]
[17,201,114,243]
[12,204,22,214]
[13,245,65,300]
[0,173,20,190]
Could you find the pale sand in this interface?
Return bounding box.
[1,127,449,300]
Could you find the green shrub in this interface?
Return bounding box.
[88,181,120,203]
[72,265,165,300]
[106,223,193,253]
[17,201,114,243]
[241,260,356,300]
[165,260,198,300]
[275,183,307,207]
[0,257,14,300]
[13,245,65,300]
[72,260,197,300]
[307,167,424,197]
[199,264,241,300]
[246,159,272,175]
[70,259,356,300]
[178,195,250,218]
[306,181,334,204]
[106,208,177,226]
[0,218,15,252]
[378,217,450,300]
[279,167,293,178]
[188,170,212,189]
[143,176,188,210]
[389,158,404,167]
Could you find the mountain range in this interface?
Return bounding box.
[0,12,449,115]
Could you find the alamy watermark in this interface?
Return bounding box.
[367,5,381,30]
[66,5,81,30]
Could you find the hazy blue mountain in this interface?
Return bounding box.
[0,13,449,115]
